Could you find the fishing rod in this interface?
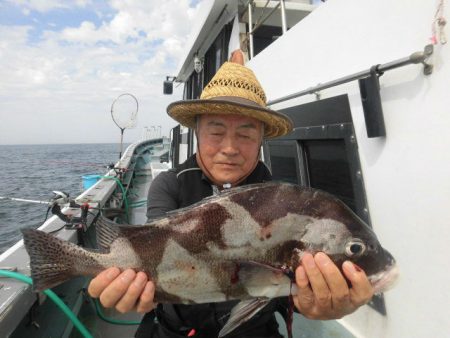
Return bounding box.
[0,196,51,205]
[0,191,69,205]
[0,191,88,227]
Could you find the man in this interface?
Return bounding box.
[88,53,374,337]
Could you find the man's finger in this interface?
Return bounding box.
[302,253,331,308]
[342,261,374,306]
[115,272,148,313]
[99,269,136,308]
[136,281,156,313]
[88,267,120,298]
[315,253,351,309]
[294,265,315,309]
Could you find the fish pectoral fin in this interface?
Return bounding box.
[241,260,284,273]
[235,261,292,298]
[237,260,293,282]
[219,298,271,338]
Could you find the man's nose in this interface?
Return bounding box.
[220,135,239,156]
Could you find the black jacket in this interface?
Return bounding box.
[137,155,286,338]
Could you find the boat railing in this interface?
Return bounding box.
[245,0,315,58]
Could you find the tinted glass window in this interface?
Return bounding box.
[303,139,355,211]
[268,142,299,184]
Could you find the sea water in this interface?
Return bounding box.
[0,143,122,254]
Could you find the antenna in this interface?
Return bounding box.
[110,93,139,158]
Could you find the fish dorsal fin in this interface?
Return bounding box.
[215,182,276,198]
[164,182,279,217]
[96,215,120,251]
[116,223,162,240]
[219,298,271,338]
[97,215,163,248]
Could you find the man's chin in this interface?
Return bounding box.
[212,172,241,186]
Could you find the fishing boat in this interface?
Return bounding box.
[1,0,449,337]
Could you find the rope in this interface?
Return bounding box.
[431,0,447,45]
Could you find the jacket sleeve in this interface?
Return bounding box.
[146,171,179,221]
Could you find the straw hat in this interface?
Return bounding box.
[167,59,293,138]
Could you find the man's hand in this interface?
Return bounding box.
[293,252,374,320]
[88,267,156,314]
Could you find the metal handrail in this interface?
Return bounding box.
[251,2,281,36]
[267,45,434,106]
[248,0,287,58]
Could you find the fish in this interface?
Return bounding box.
[22,182,398,337]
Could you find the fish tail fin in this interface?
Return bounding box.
[21,229,91,292]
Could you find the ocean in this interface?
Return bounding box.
[0,143,122,254]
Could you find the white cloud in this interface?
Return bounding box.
[8,0,89,13]
[0,0,208,144]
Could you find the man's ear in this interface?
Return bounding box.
[194,129,199,148]
[194,116,200,148]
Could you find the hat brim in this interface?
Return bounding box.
[167,99,293,139]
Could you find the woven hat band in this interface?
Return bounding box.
[208,96,262,108]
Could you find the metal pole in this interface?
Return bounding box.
[267,45,433,106]
[280,0,287,34]
[248,1,254,58]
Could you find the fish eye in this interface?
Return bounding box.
[345,240,366,257]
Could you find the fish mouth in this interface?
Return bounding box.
[368,263,400,294]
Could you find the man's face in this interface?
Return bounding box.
[197,114,263,186]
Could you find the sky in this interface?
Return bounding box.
[0,0,206,145]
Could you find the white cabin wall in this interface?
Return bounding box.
[248,0,450,337]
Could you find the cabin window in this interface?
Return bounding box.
[265,94,386,315]
[268,141,300,184]
[215,48,222,72]
[170,125,180,167]
[203,21,232,84]
[252,25,283,56]
[303,139,355,211]
[265,96,365,215]
[239,2,316,58]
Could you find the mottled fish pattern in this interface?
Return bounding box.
[22,182,398,304]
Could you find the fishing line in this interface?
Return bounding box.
[48,224,67,234]
[48,159,108,166]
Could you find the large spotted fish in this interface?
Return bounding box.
[22,182,398,336]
